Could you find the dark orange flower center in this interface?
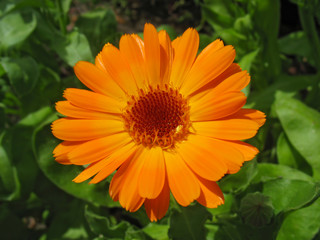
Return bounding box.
[123,85,190,149]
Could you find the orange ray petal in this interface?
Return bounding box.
[177,134,228,181]
[163,151,200,206]
[195,39,224,63]
[181,45,235,96]
[74,61,126,100]
[158,30,173,86]
[72,142,137,183]
[208,71,250,96]
[190,92,247,121]
[89,142,138,184]
[170,28,199,89]
[227,109,266,127]
[221,140,259,161]
[53,141,84,165]
[144,175,170,221]
[193,119,260,140]
[55,101,116,119]
[188,63,242,100]
[67,132,131,165]
[132,34,145,57]
[138,147,165,199]
[95,52,107,72]
[195,175,224,208]
[101,43,137,95]
[63,88,124,114]
[144,23,161,86]
[120,34,147,88]
[118,148,146,212]
[51,118,124,141]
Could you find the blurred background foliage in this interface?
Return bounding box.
[1,0,320,239]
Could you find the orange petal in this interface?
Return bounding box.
[195,175,224,208]
[221,140,259,161]
[158,30,173,86]
[51,118,124,141]
[89,142,138,184]
[120,34,147,88]
[55,101,114,119]
[177,134,228,181]
[74,61,126,100]
[144,23,161,86]
[228,109,266,127]
[95,52,107,72]
[101,43,137,95]
[181,45,235,96]
[63,88,124,114]
[132,34,145,58]
[144,175,170,221]
[118,148,146,212]
[193,119,260,140]
[208,71,250,96]
[195,39,224,63]
[67,132,131,165]
[163,151,200,206]
[170,28,199,89]
[72,142,137,183]
[53,141,84,165]
[138,147,165,199]
[189,63,242,100]
[190,92,247,121]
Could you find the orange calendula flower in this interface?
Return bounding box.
[51,23,265,221]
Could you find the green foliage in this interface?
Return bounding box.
[1,0,320,239]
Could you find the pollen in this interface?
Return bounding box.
[123,85,191,149]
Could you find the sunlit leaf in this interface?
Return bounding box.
[276,198,320,240]
[275,92,320,179]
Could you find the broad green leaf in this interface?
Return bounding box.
[143,223,169,240]
[276,132,312,174]
[0,10,36,49]
[263,179,317,214]
[219,160,257,193]
[252,163,314,184]
[238,48,260,72]
[1,57,39,97]
[276,198,320,240]
[52,31,93,66]
[85,204,130,239]
[76,8,118,54]
[34,126,119,207]
[278,31,312,58]
[275,92,320,179]
[168,204,211,240]
[0,132,20,201]
[247,74,315,111]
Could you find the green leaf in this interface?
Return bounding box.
[34,125,119,207]
[52,31,93,66]
[1,57,39,97]
[276,132,312,174]
[207,194,234,216]
[219,160,257,193]
[278,31,312,58]
[276,198,320,240]
[252,163,314,184]
[263,179,317,214]
[238,48,260,72]
[247,74,315,111]
[0,10,36,49]
[76,8,118,54]
[85,204,130,239]
[275,92,320,179]
[168,204,211,240]
[143,223,169,240]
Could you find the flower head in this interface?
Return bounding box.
[51,23,265,221]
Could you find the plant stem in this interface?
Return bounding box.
[55,0,66,35]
